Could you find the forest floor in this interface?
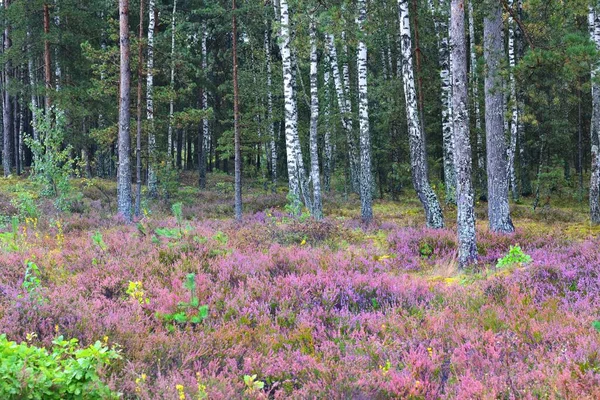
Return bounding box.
[0,174,599,399]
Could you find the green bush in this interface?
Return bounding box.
[0,334,121,399]
[496,245,532,268]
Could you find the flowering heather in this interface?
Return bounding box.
[0,184,599,399]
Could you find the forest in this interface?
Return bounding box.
[0,0,599,398]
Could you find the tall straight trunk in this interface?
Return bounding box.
[340,31,360,192]
[265,26,277,187]
[484,2,514,233]
[233,0,242,221]
[27,29,39,142]
[118,0,132,221]
[135,0,145,217]
[53,0,61,91]
[589,5,600,223]
[398,0,444,229]
[14,92,20,175]
[450,0,477,268]
[468,0,485,195]
[43,3,52,111]
[323,53,333,192]
[429,0,456,204]
[3,0,13,177]
[280,0,312,211]
[507,0,519,201]
[199,21,209,189]
[308,17,322,220]
[147,0,157,196]
[357,0,372,222]
[18,96,24,174]
[168,0,177,160]
[411,0,426,137]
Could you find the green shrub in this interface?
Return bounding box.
[497,245,532,268]
[0,334,121,399]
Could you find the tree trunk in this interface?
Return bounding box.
[27,29,39,142]
[3,0,13,177]
[309,16,322,220]
[468,0,485,196]
[507,0,519,202]
[450,0,477,268]
[590,5,600,223]
[147,0,158,197]
[341,31,360,193]
[117,0,132,221]
[199,21,209,189]
[398,0,444,229]
[484,2,514,233]
[167,0,177,161]
[323,52,333,192]
[265,26,277,188]
[53,0,61,91]
[357,0,373,222]
[135,0,145,217]
[43,3,52,111]
[233,0,242,221]
[429,0,456,204]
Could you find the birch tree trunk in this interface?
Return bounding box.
[54,0,61,91]
[507,0,519,202]
[233,0,242,221]
[484,2,514,233]
[341,31,360,193]
[199,22,209,189]
[468,0,485,195]
[323,53,333,192]
[357,0,373,222]
[168,0,177,160]
[43,3,52,111]
[3,0,13,177]
[398,0,444,229]
[147,0,158,196]
[589,5,600,223]
[265,26,277,187]
[309,17,322,220]
[450,0,477,267]
[27,29,39,142]
[280,0,312,212]
[118,0,132,221]
[429,0,456,204]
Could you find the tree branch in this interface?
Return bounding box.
[501,0,535,51]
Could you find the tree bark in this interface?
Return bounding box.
[135,0,145,217]
[43,3,52,111]
[357,0,373,222]
[398,0,444,229]
[27,29,39,142]
[3,0,13,177]
[323,52,333,192]
[309,16,322,220]
[589,5,600,223]
[117,0,132,221]
[450,0,477,268]
[507,0,519,202]
[167,0,177,161]
[233,0,242,221]
[265,26,277,188]
[147,0,157,197]
[199,21,209,189]
[484,2,514,233]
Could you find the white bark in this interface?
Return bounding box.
[147,0,157,196]
[309,17,322,220]
[468,0,485,193]
[199,22,209,188]
[398,0,444,228]
[27,29,38,142]
[357,0,373,222]
[54,0,61,91]
[590,5,600,223]
[507,0,519,201]
[168,0,177,159]
[265,27,277,186]
[323,53,333,192]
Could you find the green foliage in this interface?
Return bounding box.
[126,281,149,305]
[26,109,81,212]
[243,374,265,392]
[0,217,20,251]
[155,162,179,201]
[11,187,39,219]
[0,334,121,399]
[284,192,310,222]
[497,245,533,268]
[156,273,209,331]
[92,231,108,252]
[419,241,434,258]
[21,261,45,305]
[593,320,600,333]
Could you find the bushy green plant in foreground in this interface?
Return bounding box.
[496,245,533,268]
[0,334,121,399]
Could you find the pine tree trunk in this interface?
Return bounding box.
[398,0,444,229]
[468,0,485,196]
[167,0,177,161]
[117,0,132,221]
[484,2,514,233]
[233,0,242,221]
[135,0,145,217]
[147,0,158,197]
[3,0,13,177]
[429,0,456,204]
[589,5,600,223]
[450,0,477,268]
[308,17,322,220]
[507,0,519,202]
[199,21,209,189]
[357,0,373,222]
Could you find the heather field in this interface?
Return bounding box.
[1,176,600,399]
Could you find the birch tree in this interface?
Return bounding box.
[168,0,177,160]
[507,0,519,201]
[264,25,277,187]
[429,0,456,204]
[589,4,600,223]
[117,0,132,221]
[3,0,13,177]
[309,16,322,220]
[484,1,514,233]
[323,53,333,192]
[468,0,485,195]
[147,0,158,197]
[357,0,373,222]
[398,0,444,229]
[450,0,477,267]
[233,0,242,221]
[199,22,209,189]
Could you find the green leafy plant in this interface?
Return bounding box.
[156,273,209,331]
[419,241,434,258]
[126,281,149,305]
[21,261,44,302]
[243,374,265,392]
[593,320,600,333]
[284,192,311,222]
[92,231,108,251]
[11,188,39,219]
[496,245,533,268]
[0,334,121,399]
